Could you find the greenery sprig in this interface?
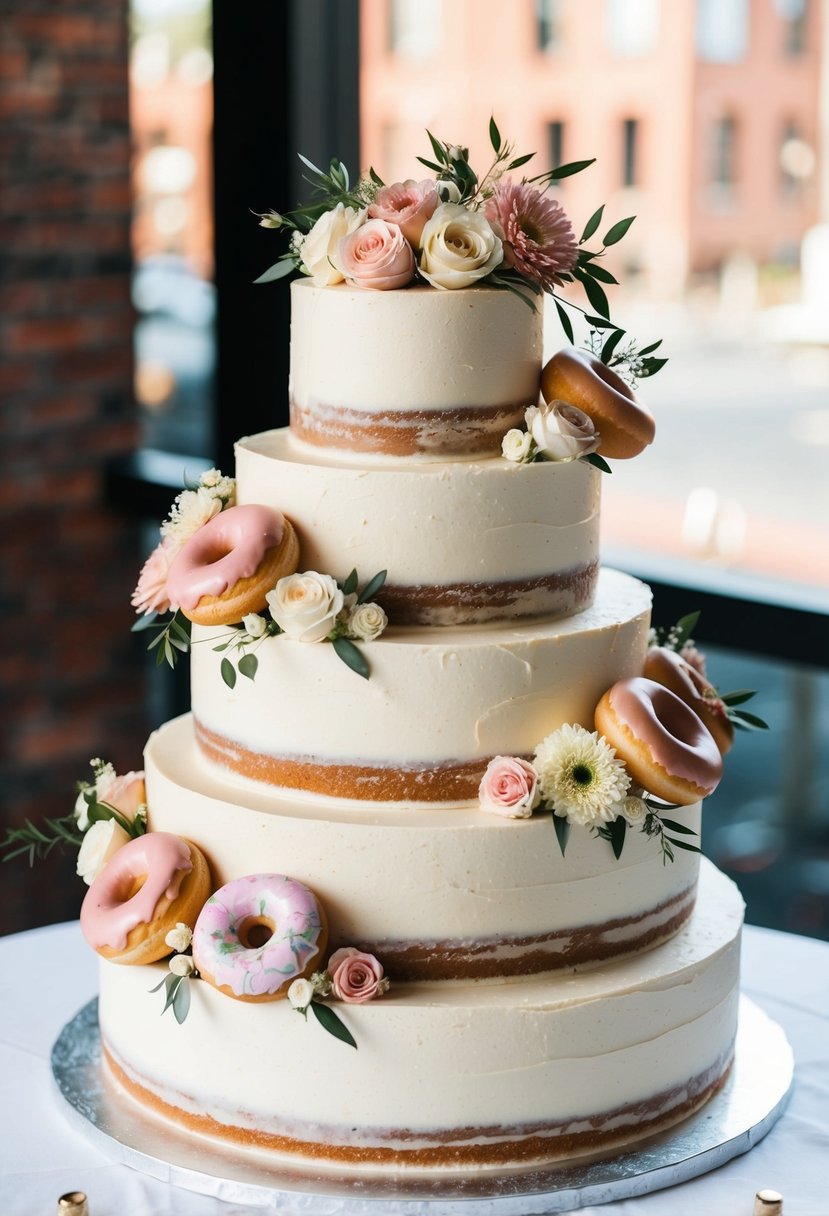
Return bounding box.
[132,608,192,670]
[150,971,192,1025]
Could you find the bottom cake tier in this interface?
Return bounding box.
[97,861,742,1173]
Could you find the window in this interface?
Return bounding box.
[605,0,659,57]
[548,120,565,173]
[776,0,808,54]
[622,117,639,187]
[696,0,749,62]
[779,120,815,196]
[388,0,441,59]
[711,115,737,190]
[536,0,563,51]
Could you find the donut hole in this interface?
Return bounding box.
[202,541,234,568]
[115,873,146,903]
[237,915,275,950]
[590,356,636,402]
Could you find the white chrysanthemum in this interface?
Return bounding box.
[161,486,223,545]
[534,723,630,826]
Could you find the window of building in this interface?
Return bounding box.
[696,0,749,62]
[711,115,737,189]
[548,120,565,174]
[605,0,660,57]
[622,117,639,187]
[388,0,441,60]
[776,0,808,54]
[536,0,563,51]
[779,120,815,196]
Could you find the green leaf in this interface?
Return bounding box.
[640,356,668,376]
[368,166,385,187]
[253,259,296,285]
[426,129,448,165]
[608,815,627,859]
[583,262,618,285]
[584,314,617,330]
[311,1000,357,1049]
[173,978,191,1024]
[660,817,698,836]
[601,328,626,363]
[489,116,501,154]
[603,215,636,246]
[581,205,605,243]
[580,273,610,320]
[162,973,182,1015]
[719,689,757,707]
[212,641,231,652]
[332,637,370,679]
[342,568,359,596]
[296,151,326,178]
[673,610,701,648]
[637,339,663,356]
[238,654,258,682]
[580,451,612,474]
[553,813,571,856]
[549,158,595,180]
[131,611,158,633]
[666,837,703,854]
[554,299,575,344]
[731,710,770,731]
[149,975,168,994]
[507,152,534,170]
[415,156,445,175]
[357,569,387,605]
[221,657,236,689]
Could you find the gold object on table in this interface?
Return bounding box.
[754,1189,783,1215]
[58,1193,89,1216]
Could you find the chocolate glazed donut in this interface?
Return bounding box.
[541,346,655,459]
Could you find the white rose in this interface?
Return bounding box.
[300,203,366,286]
[165,922,193,953]
[347,601,388,642]
[74,787,93,831]
[169,953,196,977]
[161,485,223,545]
[418,203,503,290]
[501,428,533,464]
[266,571,344,642]
[243,612,267,639]
[621,796,648,825]
[437,181,462,204]
[288,977,314,1010]
[525,400,599,462]
[76,819,131,886]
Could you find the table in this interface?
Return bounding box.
[1,922,827,1215]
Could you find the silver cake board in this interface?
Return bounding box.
[51,995,792,1214]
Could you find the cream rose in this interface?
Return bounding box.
[525,401,599,462]
[266,571,344,642]
[501,428,534,464]
[368,179,439,246]
[76,818,131,885]
[418,203,503,290]
[620,795,648,825]
[347,601,388,642]
[337,218,416,291]
[169,954,196,977]
[243,612,267,639]
[288,977,314,1010]
[300,203,366,286]
[478,756,539,818]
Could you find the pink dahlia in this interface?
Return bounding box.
[131,538,177,616]
[484,181,578,289]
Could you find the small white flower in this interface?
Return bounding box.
[534,723,630,827]
[347,601,388,643]
[288,977,314,1011]
[243,612,267,640]
[621,795,648,825]
[76,818,131,885]
[309,970,332,998]
[169,954,196,977]
[258,210,282,229]
[502,428,534,464]
[266,571,344,643]
[165,922,193,953]
[74,786,93,831]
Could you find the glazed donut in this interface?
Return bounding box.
[595,676,723,805]
[167,504,299,626]
[540,346,655,459]
[644,645,734,756]
[80,832,211,964]
[192,874,328,1003]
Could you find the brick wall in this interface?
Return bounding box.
[1,2,150,934]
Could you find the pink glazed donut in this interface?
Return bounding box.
[80,832,212,965]
[192,874,328,1002]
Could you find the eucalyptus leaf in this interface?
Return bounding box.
[149,975,168,994]
[608,816,627,860]
[641,357,668,376]
[553,813,571,856]
[554,299,574,344]
[549,158,595,180]
[162,973,182,1015]
[427,129,448,165]
[507,152,534,170]
[311,1000,357,1049]
[603,215,636,246]
[368,166,385,187]
[131,612,159,633]
[238,654,259,682]
[666,837,702,854]
[253,259,296,285]
[489,116,501,154]
[719,689,757,706]
[660,817,698,836]
[584,314,617,330]
[580,274,610,320]
[731,710,770,731]
[415,156,444,175]
[357,569,387,605]
[637,338,663,356]
[580,452,612,474]
[673,611,701,647]
[601,328,626,363]
[580,204,604,242]
[583,262,618,285]
[342,568,359,596]
[221,657,236,689]
[332,637,370,680]
[173,978,191,1024]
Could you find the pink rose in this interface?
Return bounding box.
[336,219,416,291]
[99,770,146,823]
[478,756,539,819]
[131,538,178,616]
[328,947,387,1003]
[368,179,440,246]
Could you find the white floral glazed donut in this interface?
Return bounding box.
[192,873,328,1003]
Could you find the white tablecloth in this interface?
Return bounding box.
[1,921,827,1215]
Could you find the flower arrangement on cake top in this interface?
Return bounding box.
[256,120,665,381]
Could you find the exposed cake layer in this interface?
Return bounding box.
[288,280,542,459]
[146,713,701,978]
[190,568,651,803]
[98,862,743,1171]
[236,429,600,626]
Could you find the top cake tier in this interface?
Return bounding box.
[288,280,543,460]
